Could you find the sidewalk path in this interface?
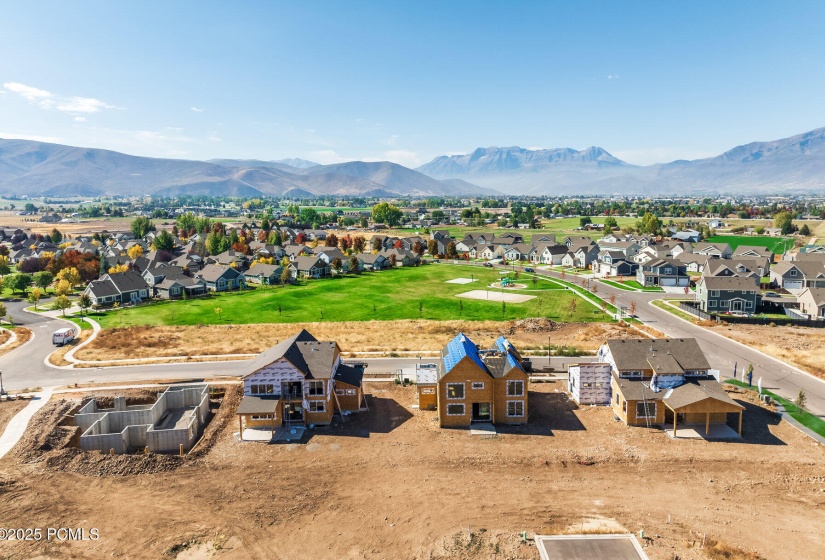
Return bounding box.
[0,387,55,460]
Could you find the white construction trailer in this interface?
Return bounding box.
[568,363,613,405]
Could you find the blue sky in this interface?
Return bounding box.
[1,1,824,166]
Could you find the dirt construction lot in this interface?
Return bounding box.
[0,383,823,560]
[715,323,825,381]
[75,320,637,362]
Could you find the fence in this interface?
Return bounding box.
[679,301,825,328]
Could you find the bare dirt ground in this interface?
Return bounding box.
[0,382,822,559]
[715,323,825,381]
[0,214,135,236]
[75,320,637,362]
[0,327,32,358]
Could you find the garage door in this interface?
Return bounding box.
[784,281,803,289]
[660,278,677,286]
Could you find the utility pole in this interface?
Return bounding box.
[0,370,5,396]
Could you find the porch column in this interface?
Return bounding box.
[271,414,276,438]
[673,413,677,437]
[705,412,710,435]
[238,415,243,440]
[738,411,743,437]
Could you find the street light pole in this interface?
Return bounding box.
[0,370,5,396]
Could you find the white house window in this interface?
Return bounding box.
[335,389,345,396]
[307,381,324,396]
[346,388,356,396]
[745,301,753,309]
[506,401,524,417]
[250,414,273,420]
[507,380,524,396]
[708,300,716,308]
[721,300,729,307]
[790,269,797,276]
[620,371,642,379]
[664,267,672,274]
[446,403,465,416]
[446,383,465,399]
[710,290,720,297]
[471,382,485,390]
[308,401,325,413]
[636,402,656,419]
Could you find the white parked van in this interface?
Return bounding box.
[52,327,75,346]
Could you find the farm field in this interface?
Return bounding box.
[90,265,612,329]
[704,234,794,254]
[1,383,822,559]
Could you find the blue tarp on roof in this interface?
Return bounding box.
[495,336,523,371]
[442,333,486,374]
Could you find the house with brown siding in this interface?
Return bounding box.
[435,334,528,427]
[237,330,365,438]
[598,338,744,437]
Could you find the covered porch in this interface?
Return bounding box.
[662,383,745,439]
[236,395,281,440]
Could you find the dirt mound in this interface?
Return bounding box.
[507,317,561,334]
[9,385,241,477]
[44,448,184,476]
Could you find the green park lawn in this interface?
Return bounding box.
[91,265,613,329]
[704,235,794,254]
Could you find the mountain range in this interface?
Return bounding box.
[0,139,496,198]
[1,126,825,197]
[416,127,825,194]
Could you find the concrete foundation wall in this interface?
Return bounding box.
[78,384,210,454]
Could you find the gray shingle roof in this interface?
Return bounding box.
[243,330,340,380]
[698,276,758,291]
[606,338,710,373]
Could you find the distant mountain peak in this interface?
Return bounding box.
[417,145,626,179]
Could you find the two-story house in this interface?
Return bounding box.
[435,334,529,428]
[696,276,761,314]
[600,338,743,437]
[636,258,690,287]
[237,330,366,438]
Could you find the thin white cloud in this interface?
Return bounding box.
[74,116,86,122]
[607,74,620,80]
[0,132,60,143]
[56,97,114,113]
[3,82,53,102]
[3,82,115,114]
[191,106,203,112]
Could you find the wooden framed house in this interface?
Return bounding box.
[599,338,744,437]
[434,334,529,427]
[237,330,366,439]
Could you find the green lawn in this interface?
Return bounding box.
[725,379,825,439]
[92,265,613,328]
[651,299,697,322]
[600,279,635,291]
[62,315,95,330]
[705,235,794,254]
